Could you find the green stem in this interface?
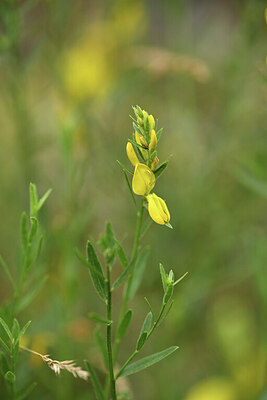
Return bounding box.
[115,303,166,380]
[115,350,138,379]
[113,198,145,363]
[106,265,117,400]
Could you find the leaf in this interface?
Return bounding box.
[0,318,12,341]
[86,241,106,300]
[89,313,111,325]
[37,188,52,212]
[0,337,10,354]
[136,331,147,351]
[112,259,135,291]
[139,312,152,337]
[5,370,15,383]
[159,264,167,293]
[116,241,128,268]
[154,160,168,179]
[116,160,133,175]
[123,170,136,207]
[173,271,188,286]
[17,275,47,312]
[95,327,108,368]
[84,361,105,400]
[20,212,28,251]
[29,183,38,217]
[118,346,178,377]
[144,297,155,320]
[15,321,31,345]
[12,319,20,342]
[156,128,163,141]
[117,310,132,340]
[128,247,150,300]
[28,217,38,244]
[0,255,15,289]
[17,382,37,400]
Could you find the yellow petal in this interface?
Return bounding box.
[147,193,170,225]
[132,163,155,196]
[148,114,155,130]
[126,142,139,167]
[149,129,157,152]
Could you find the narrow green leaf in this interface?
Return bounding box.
[28,217,38,244]
[17,275,47,312]
[37,188,52,212]
[136,331,147,351]
[112,259,135,291]
[156,128,163,141]
[159,264,167,293]
[144,297,155,320]
[128,138,147,151]
[116,160,133,175]
[12,319,20,341]
[0,337,10,354]
[173,272,188,286]
[0,255,15,289]
[154,160,168,179]
[17,382,37,400]
[0,318,12,341]
[129,247,150,300]
[86,241,106,300]
[89,313,112,325]
[29,183,38,217]
[123,170,136,207]
[84,361,105,400]
[21,212,28,251]
[16,321,31,345]
[105,221,116,249]
[117,310,132,340]
[116,241,128,268]
[95,327,108,368]
[118,346,178,377]
[5,370,15,383]
[140,312,152,336]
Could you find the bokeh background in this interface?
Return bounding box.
[0,0,266,399]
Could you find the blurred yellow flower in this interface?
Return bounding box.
[149,129,157,152]
[184,378,237,400]
[147,193,170,225]
[132,163,155,196]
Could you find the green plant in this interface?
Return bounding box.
[77,106,187,400]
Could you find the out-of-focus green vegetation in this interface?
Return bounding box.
[0,0,266,399]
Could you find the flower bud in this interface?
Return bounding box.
[146,193,170,225]
[149,129,157,152]
[148,114,155,130]
[126,142,139,167]
[151,156,159,171]
[132,163,155,196]
[135,131,148,148]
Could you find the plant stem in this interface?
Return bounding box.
[115,303,167,380]
[106,265,117,400]
[115,350,138,379]
[113,198,145,362]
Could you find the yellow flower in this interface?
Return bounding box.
[126,142,139,167]
[147,193,170,225]
[149,129,157,152]
[132,163,155,196]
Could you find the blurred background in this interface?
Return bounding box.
[0,0,266,399]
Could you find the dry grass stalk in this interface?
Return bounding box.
[20,346,89,381]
